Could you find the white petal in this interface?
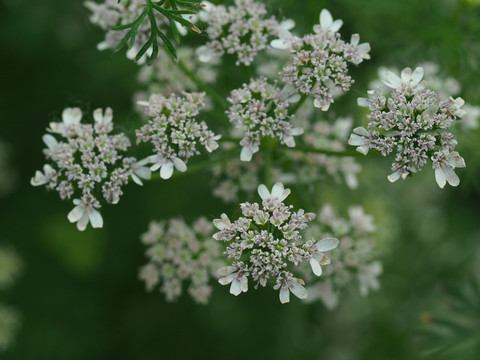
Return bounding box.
[270,39,291,50]
[435,168,446,188]
[310,258,322,276]
[89,209,103,228]
[217,266,234,277]
[446,152,466,168]
[348,134,365,146]
[330,19,343,32]
[412,67,424,84]
[387,170,402,183]
[357,97,369,107]
[219,273,236,285]
[350,34,360,46]
[230,279,242,296]
[271,182,284,199]
[257,184,270,200]
[240,146,253,161]
[320,9,333,28]
[131,174,143,186]
[67,205,84,223]
[442,166,460,187]
[160,163,174,179]
[172,157,187,172]
[383,71,402,89]
[315,237,339,251]
[400,67,412,83]
[63,107,82,124]
[239,276,248,292]
[42,134,58,149]
[289,281,308,299]
[76,213,90,231]
[93,108,103,123]
[279,287,290,304]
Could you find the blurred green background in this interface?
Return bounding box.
[1,0,480,359]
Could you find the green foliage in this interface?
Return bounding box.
[112,0,202,64]
[418,278,480,359]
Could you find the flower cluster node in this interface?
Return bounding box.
[139,217,225,304]
[276,9,370,111]
[136,92,221,179]
[226,78,302,161]
[301,204,381,309]
[213,183,339,303]
[349,66,466,188]
[31,107,150,231]
[197,0,286,66]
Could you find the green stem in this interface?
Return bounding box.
[264,143,274,189]
[149,151,237,181]
[293,144,380,157]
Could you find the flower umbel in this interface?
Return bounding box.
[212,182,339,303]
[136,92,221,179]
[350,66,466,188]
[139,217,225,304]
[31,107,150,231]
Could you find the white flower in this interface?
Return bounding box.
[387,169,409,183]
[48,107,82,135]
[205,134,221,152]
[313,97,331,111]
[257,182,291,203]
[93,106,112,125]
[314,9,343,33]
[67,198,103,231]
[130,158,151,186]
[270,19,296,50]
[447,96,467,118]
[42,134,58,150]
[358,261,383,296]
[30,164,56,186]
[309,237,339,276]
[138,264,159,292]
[212,213,231,240]
[350,34,371,64]
[196,45,215,63]
[460,104,480,129]
[382,67,425,93]
[282,127,303,147]
[348,127,370,155]
[197,1,215,22]
[240,144,259,162]
[432,151,466,188]
[275,277,308,304]
[348,206,376,233]
[148,155,187,180]
[217,266,248,296]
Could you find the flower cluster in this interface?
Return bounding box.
[213,183,339,303]
[0,246,22,352]
[197,0,284,66]
[136,92,221,179]
[136,47,217,97]
[300,204,381,309]
[349,67,466,188]
[226,77,302,161]
[290,115,362,189]
[278,9,370,111]
[370,62,479,130]
[31,107,150,231]
[139,217,225,304]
